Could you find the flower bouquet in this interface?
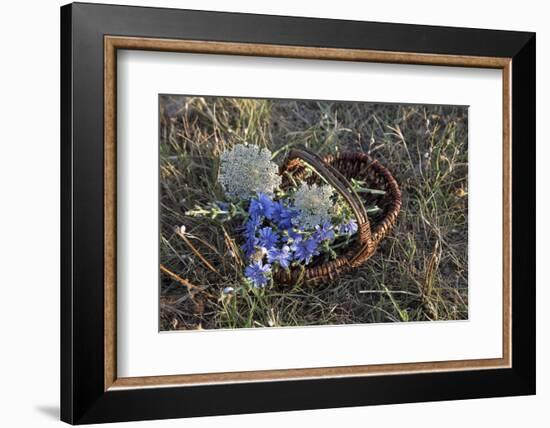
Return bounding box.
[187,144,401,288]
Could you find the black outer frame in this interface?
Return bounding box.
[60,2,535,424]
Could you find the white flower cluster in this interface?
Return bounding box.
[292,182,335,229]
[218,144,282,199]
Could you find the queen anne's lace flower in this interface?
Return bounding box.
[218,144,281,199]
[292,183,335,230]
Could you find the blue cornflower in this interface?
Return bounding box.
[314,222,336,242]
[241,215,262,257]
[282,228,303,244]
[244,261,271,288]
[270,201,283,222]
[271,200,297,229]
[248,199,263,219]
[267,245,293,269]
[243,215,261,238]
[257,227,279,250]
[338,218,358,236]
[292,237,320,265]
[241,235,258,258]
[249,193,275,219]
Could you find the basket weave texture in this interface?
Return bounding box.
[274,148,402,285]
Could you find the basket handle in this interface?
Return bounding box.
[286,148,374,261]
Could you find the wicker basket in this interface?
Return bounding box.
[273,148,402,285]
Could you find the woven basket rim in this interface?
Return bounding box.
[275,150,402,285]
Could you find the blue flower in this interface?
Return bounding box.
[241,216,262,257]
[248,200,263,220]
[271,200,297,229]
[241,235,258,257]
[249,193,275,219]
[314,222,336,242]
[267,245,293,269]
[270,201,283,222]
[243,215,261,238]
[282,228,303,244]
[244,261,271,288]
[280,209,298,229]
[338,218,358,236]
[292,237,320,265]
[257,227,279,250]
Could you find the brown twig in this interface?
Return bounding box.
[160,263,216,301]
[160,264,199,292]
[175,229,223,277]
[159,264,208,323]
[221,225,244,268]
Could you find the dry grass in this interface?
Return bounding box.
[159,95,468,330]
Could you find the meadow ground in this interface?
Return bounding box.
[159,95,468,330]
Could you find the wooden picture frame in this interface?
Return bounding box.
[61,2,535,424]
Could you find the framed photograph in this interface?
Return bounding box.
[61,2,535,424]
